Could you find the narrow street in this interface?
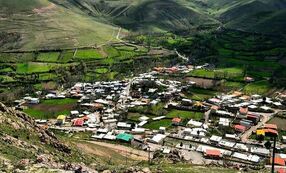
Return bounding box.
[240,110,280,142]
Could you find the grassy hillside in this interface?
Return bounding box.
[0,0,286,51]
[213,0,286,34]
[61,0,218,32]
[0,0,50,12]
[0,0,120,51]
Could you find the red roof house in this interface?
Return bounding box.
[263,129,278,136]
[239,107,248,115]
[272,157,286,166]
[234,125,246,132]
[264,124,278,130]
[172,117,182,125]
[277,168,286,173]
[205,149,221,158]
[73,118,84,127]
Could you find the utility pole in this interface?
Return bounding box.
[126,149,128,166]
[148,146,151,165]
[271,136,277,173]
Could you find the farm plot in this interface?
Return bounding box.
[23,98,77,119]
[143,119,172,130]
[166,110,204,121]
[36,52,60,62]
[243,80,271,95]
[268,117,286,131]
[74,49,105,60]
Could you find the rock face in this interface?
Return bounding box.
[0,102,75,171]
[0,102,71,154]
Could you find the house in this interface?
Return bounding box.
[219,118,230,127]
[117,122,132,130]
[261,105,272,111]
[234,124,246,133]
[35,119,48,124]
[187,119,202,127]
[234,143,249,152]
[282,136,286,143]
[244,76,255,83]
[215,110,232,117]
[172,117,182,126]
[208,98,222,105]
[151,134,166,144]
[232,152,260,163]
[256,129,265,136]
[29,98,40,104]
[263,128,278,137]
[138,121,148,127]
[219,140,235,148]
[271,157,286,166]
[225,134,239,141]
[104,132,116,140]
[116,133,134,142]
[132,128,145,134]
[97,128,109,134]
[91,133,105,139]
[239,107,248,115]
[264,124,278,130]
[56,115,66,125]
[162,147,171,154]
[46,93,56,99]
[152,116,166,121]
[70,110,79,117]
[181,99,192,106]
[204,149,222,159]
[210,135,222,144]
[139,116,149,122]
[159,127,166,134]
[250,147,270,155]
[240,119,253,128]
[247,113,260,124]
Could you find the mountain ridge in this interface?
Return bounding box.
[0,0,285,50]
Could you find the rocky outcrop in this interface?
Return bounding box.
[0,102,71,154]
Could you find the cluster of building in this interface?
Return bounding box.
[13,65,286,169]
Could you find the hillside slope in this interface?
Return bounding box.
[0,0,119,51]
[63,0,218,32]
[0,102,96,171]
[0,0,286,51]
[210,0,286,34]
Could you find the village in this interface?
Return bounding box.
[13,63,286,172]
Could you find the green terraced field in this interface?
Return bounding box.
[243,80,272,95]
[16,63,54,74]
[36,52,60,62]
[166,110,204,120]
[75,49,104,60]
[143,119,172,130]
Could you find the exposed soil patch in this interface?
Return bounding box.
[33,3,56,14]
[268,117,286,130]
[29,103,76,113]
[78,141,149,161]
[187,77,221,88]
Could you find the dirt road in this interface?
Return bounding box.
[79,141,149,161]
[240,110,279,142]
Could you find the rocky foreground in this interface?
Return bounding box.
[0,102,158,172]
